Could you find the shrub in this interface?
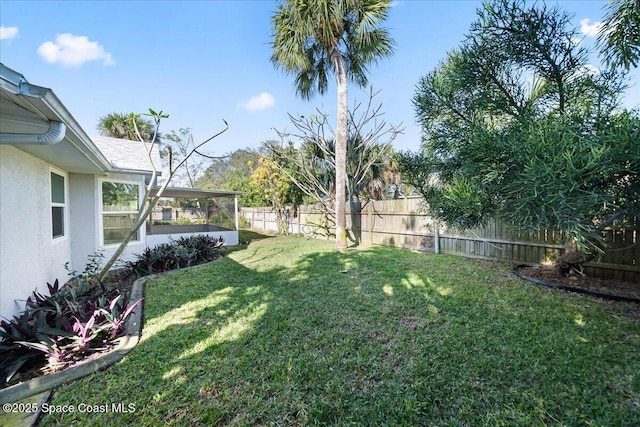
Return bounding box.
[123,234,224,278]
[0,280,142,386]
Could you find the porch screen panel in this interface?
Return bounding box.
[102,182,140,245]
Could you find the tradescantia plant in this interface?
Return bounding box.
[123,234,224,278]
[0,279,142,386]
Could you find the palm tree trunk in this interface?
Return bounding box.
[333,49,348,250]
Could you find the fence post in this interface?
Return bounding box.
[434,222,440,254]
[368,202,374,244]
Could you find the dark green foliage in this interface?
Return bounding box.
[598,0,640,70]
[270,0,395,100]
[123,234,224,278]
[97,112,159,142]
[0,280,142,386]
[401,0,639,251]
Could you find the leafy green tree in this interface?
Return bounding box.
[400,0,639,253]
[197,149,261,189]
[97,112,159,142]
[194,148,273,207]
[271,0,395,249]
[598,0,640,70]
[224,167,271,208]
[250,156,305,234]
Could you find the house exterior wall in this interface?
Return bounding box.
[0,145,72,320]
[69,173,98,274]
[0,149,150,320]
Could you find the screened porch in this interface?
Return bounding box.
[146,187,242,247]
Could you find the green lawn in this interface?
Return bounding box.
[42,233,640,426]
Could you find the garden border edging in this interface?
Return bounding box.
[513,268,640,304]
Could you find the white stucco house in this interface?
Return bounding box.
[0,63,240,321]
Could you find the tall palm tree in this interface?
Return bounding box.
[97,112,158,142]
[271,0,394,249]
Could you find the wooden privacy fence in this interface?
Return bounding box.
[240,197,640,282]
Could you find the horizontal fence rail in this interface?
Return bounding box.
[240,198,639,283]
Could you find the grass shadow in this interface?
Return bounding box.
[238,229,275,243]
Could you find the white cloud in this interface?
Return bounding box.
[583,63,600,76]
[580,18,603,37]
[239,92,275,111]
[0,26,19,41]
[37,33,114,67]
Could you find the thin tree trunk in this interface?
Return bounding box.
[333,50,348,250]
[349,195,362,245]
[97,192,158,282]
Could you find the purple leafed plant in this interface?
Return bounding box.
[0,279,143,386]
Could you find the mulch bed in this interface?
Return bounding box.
[517,265,640,301]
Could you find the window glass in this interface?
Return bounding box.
[51,172,65,239]
[102,182,138,212]
[101,181,140,245]
[51,172,65,203]
[52,206,64,238]
[103,214,138,245]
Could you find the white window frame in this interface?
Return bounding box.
[98,178,143,248]
[50,167,68,242]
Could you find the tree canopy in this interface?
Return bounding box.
[195,148,270,207]
[400,0,639,252]
[97,112,160,142]
[598,0,640,70]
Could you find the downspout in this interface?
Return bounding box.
[0,120,66,145]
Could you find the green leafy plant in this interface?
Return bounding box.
[123,234,224,278]
[65,251,105,288]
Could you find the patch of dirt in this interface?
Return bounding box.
[517,265,640,301]
[398,316,425,331]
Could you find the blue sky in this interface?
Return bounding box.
[1,1,638,156]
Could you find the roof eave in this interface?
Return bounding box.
[0,63,112,174]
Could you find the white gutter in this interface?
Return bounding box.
[0,64,66,145]
[0,63,111,172]
[0,120,66,145]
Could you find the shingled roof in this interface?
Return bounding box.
[91,135,162,175]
